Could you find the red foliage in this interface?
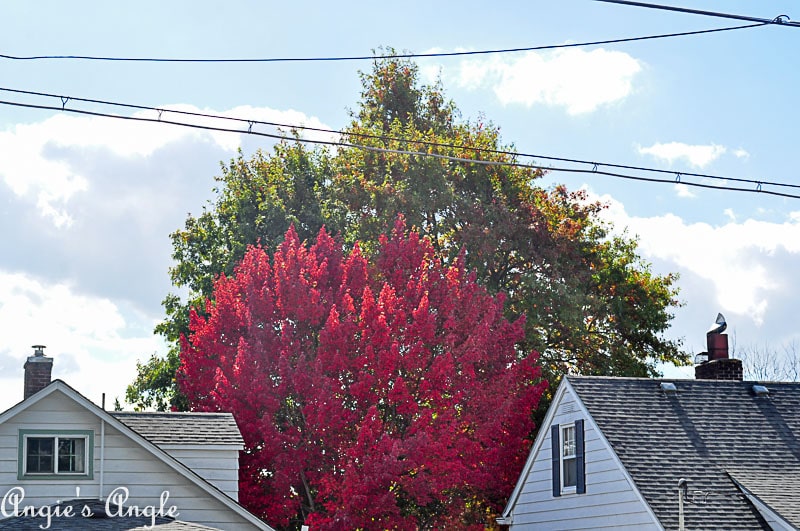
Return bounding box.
[179,217,546,529]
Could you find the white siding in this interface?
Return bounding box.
[160,446,240,501]
[509,385,661,530]
[0,391,263,530]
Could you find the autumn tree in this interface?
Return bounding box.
[180,220,545,530]
[128,142,331,410]
[129,53,686,409]
[327,56,684,382]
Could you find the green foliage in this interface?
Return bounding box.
[125,348,187,411]
[127,52,688,411]
[129,143,331,409]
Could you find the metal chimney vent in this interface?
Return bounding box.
[752,385,769,397]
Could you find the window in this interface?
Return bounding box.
[561,425,577,491]
[19,430,93,479]
[551,420,585,496]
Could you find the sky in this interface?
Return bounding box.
[1,1,799,409]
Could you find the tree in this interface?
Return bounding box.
[328,58,684,380]
[180,220,546,530]
[732,338,800,382]
[129,53,687,410]
[127,142,331,410]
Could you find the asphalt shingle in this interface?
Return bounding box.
[112,412,244,446]
[568,376,800,530]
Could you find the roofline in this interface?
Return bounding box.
[566,379,664,530]
[157,443,245,451]
[0,380,274,531]
[499,377,570,523]
[565,374,798,385]
[111,411,238,416]
[728,474,797,530]
[499,377,664,529]
[109,411,244,448]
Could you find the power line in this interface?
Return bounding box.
[2,85,795,192]
[1,97,797,200]
[0,23,768,63]
[595,0,799,27]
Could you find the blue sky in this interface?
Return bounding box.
[1,1,799,408]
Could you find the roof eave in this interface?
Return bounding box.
[0,380,274,531]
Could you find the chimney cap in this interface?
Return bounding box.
[707,313,727,335]
[31,345,46,357]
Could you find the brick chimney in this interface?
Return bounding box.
[695,330,743,381]
[24,345,53,399]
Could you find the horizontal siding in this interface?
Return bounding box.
[510,386,659,530]
[515,487,643,518]
[0,391,261,530]
[520,511,660,531]
[132,445,239,500]
[164,456,237,473]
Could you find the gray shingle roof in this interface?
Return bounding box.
[728,468,800,527]
[112,412,244,446]
[568,376,800,530]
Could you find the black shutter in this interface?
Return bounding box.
[575,419,586,494]
[551,424,560,497]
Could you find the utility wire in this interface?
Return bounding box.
[595,0,799,27]
[0,23,768,63]
[1,97,797,200]
[1,85,795,192]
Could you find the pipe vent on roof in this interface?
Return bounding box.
[660,382,678,393]
[752,384,769,397]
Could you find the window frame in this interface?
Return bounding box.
[551,419,585,497]
[18,430,94,480]
[560,424,577,494]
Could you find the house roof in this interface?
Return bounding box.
[567,376,800,530]
[111,412,244,446]
[0,381,273,531]
[727,468,800,527]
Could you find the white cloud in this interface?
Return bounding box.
[0,105,333,410]
[0,271,163,410]
[638,142,726,168]
[674,183,696,198]
[148,104,338,152]
[598,194,800,326]
[734,148,750,160]
[0,105,329,228]
[444,48,642,115]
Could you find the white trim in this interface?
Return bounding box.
[559,423,577,493]
[0,381,274,531]
[498,377,665,529]
[498,378,571,524]
[561,378,664,530]
[729,476,796,531]
[159,443,245,451]
[99,417,105,498]
[21,431,91,477]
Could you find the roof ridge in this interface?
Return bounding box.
[111,411,234,415]
[567,375,800,385]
